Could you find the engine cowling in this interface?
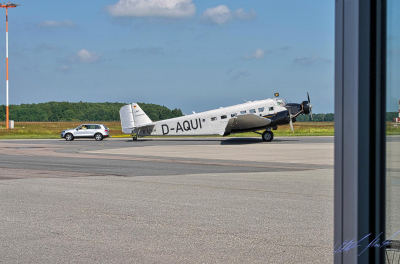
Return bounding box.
[301,101,310,114]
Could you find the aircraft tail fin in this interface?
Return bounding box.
[119,103,152,134]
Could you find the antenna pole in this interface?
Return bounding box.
[5,7,8,129]
[0,3,18,130]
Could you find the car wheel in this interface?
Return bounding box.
[65,133,74,141]
[95,133,103,141]
[262,131,274,142]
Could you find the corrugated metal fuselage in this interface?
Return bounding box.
[131,99,288,137]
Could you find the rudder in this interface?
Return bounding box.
[119,103,152,134]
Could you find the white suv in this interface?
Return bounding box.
[61,124,109,141]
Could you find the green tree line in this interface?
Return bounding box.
[0,102,183,122]
[295,113,334,122]
[1,102,398,123]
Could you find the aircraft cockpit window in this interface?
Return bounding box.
[221,115,227,119]
[231,113,237,117]
[249,109,256,114]
[269,107,274,111]
[258,107,264,112]
[211,117,217,121]
[276,99,287,106]
[240,111,246,114]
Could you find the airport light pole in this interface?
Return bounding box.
[0,2,18,129]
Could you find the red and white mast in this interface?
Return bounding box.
[0,2,19,129]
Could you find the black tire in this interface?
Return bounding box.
[262,131,274,142]
[133,135,138,141]
[95,133,103,141]
[65,133,74,141]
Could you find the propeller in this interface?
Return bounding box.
[307,92,313,120]
[289,113,294,133]
[286,106,295,133]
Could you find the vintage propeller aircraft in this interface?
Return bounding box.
[119,93,313,142]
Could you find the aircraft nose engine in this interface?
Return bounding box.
[284,92,313,133]
[301,101,310,114]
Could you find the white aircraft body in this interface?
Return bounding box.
[119,94,313,142]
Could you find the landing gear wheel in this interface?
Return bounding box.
[65,133,74,141]
[262,131,274,142]
[133,135,138,141]
[95,133,103,141]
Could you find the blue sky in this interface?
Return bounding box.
[1,0,335,114]
[388,0,400,112]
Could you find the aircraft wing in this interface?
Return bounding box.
[225,114,271,134]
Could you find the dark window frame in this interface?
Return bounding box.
[334,1,386,263]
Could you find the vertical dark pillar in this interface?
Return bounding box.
[335,0,386,263]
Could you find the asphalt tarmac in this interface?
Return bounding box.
[0,137,334,263]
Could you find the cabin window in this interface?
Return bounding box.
[240,110,246,114]
[269,107,274,111]
[231,113,237,117]
[249,109,256,114]
[221,115,227,119]
[211,117,217,121]
[258,107,264,112]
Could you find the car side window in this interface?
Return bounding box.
[87,125,95,129]
[95,125,101,129]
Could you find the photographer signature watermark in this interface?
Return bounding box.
[334,230,400,256]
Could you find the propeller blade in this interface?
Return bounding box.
[286,106,295,133]
[290,118,294,133]
[309,104,313,120]
[307,92,310,104]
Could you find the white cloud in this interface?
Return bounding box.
[232,69,249,80]
[234,8,257,20]
[242,48,270,60]
[202,6,257,25]
[106,0,196,18]
[280,46,292,51]
[294,54,332,65]
[202,5,232,25]
[34,43,60,52]
[56,65,72,73]
[76,49,102,63]
[123,46,164,54]
[38,20,75,28]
